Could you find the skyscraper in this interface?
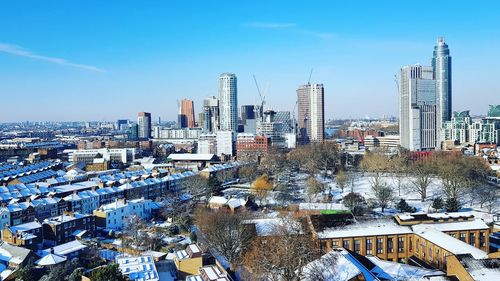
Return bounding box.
[240,105,256,125]
[399,65,437,151]
[137,112,151,139]
[202,96,219,133]
[178,99,195,128]
[219,73,238,132]
[432,37,452,135]
[297,83,325,143]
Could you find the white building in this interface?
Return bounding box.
[67,148,136,164]
[198,134,217,155]
[93,198,154,230]
[216,131,234,157]
[297,83,325,143]
[219,73,238,132]
[399,65,437,151]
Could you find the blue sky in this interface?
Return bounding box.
[1,0,499,122]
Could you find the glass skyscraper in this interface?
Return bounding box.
[432,37,452,134]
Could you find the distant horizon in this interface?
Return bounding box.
[1,1,499,122]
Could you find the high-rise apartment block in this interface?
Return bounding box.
[219,73,238,132]
[433,37,452,133]
[399,65,437,151]
[137,112,152,139]
[178,99,195,128]
[202,96,219,133]
[297,83,325,143]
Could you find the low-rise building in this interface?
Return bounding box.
[1,221,43,249]
[116,255,159,281]
[174,244,203,279]
[93,198,153,231]
[42,212,95,245]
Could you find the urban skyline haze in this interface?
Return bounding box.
[1,0,499,122]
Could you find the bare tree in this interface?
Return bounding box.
[370,177,393,213]
[243,216,320,281]
[307,176,325,203]
[182,174,210,201]
[195,209,252,272]
[343,192,366,215]
[335,169,350,193]
[409,161,434,201]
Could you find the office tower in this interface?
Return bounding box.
[219,73,238,132]
[432,37,452,133]
[275,111,293,133]
[202,96,220,133]
[116,119,129,131]
[137,112,152,139]
[198,112,204,128]
[297,83,325,143]
[241,105,256,125]
[399,65,437,151]
[178,99,195,128]
[127,123,139,140]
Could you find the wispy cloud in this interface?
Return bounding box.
[0,43,106,73]
[243,22,333,40]
[244,22,297,29]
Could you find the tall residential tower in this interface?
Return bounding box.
[432,37,452,138]
[219,73,238,132]
[202,96,219,133]
[137,112,152,139]
[399,65,437,151]
[178,99,195,128]
[297,83,325,143]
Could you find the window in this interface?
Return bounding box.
[469,233,475,246]
[409,237,413,251]
[398,237,404,253]
[377,238,384,254]
[479,232,486,247]
[387,238,394,253]
[366,239,373,255]
[460,233,466,242]
[416,239,419,253]
[354,240,361,254]
[332,240,339,247]
[343,240,350,250]
[428,246,432,261]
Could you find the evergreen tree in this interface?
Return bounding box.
[396,199,416,213]
[445,197,461,212]
[432,197,444,210]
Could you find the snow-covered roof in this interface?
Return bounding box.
[317,220,412,239]
[41,240,87,256]
[302,249,362,281]
[116,255,159,281]
[458,255,500,281]
[424,219,489,232]
[208,196,227,205]
[366,256,444,280]
[168,153,215,161]
[10,221,42,233]
[299,202,348,211]
[35,253,67,266]
[245,218,303,237]
[412,225,488,259]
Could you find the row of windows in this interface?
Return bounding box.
[335,236,406,255]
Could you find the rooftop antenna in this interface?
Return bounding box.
[308,68,314,85]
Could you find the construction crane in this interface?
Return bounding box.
[308,68,314,85]
[253,75,267,120]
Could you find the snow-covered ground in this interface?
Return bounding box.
[256,172,500,216]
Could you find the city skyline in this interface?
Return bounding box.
[1,1,500,122]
